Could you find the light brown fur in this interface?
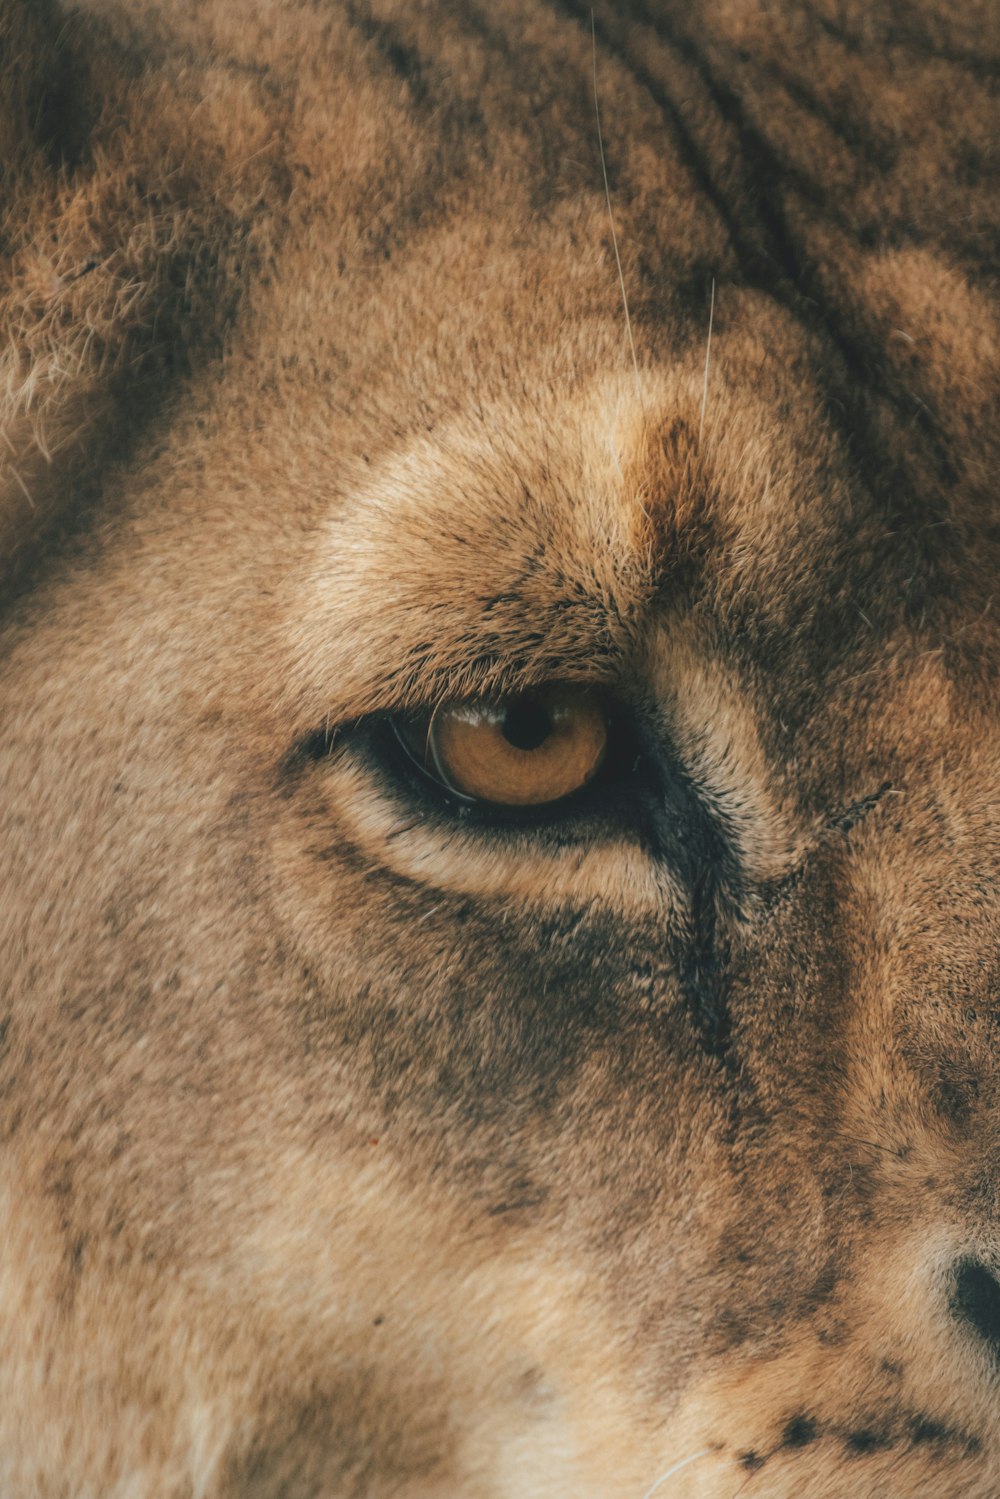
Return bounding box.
[2,1,1000,1493]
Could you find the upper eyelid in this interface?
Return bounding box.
[346,664,627,728]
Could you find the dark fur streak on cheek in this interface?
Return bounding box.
[844,1428,890,1456]
[782,1414,818,1448]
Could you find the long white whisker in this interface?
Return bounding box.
[641,1446,715,1498]
[591,12,643,405]
[698,276,716,446]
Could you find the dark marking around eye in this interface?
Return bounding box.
[275,725,346,800]
[656,768,745,1065]
[298,726,339,762]
[952,1260,1000,1357]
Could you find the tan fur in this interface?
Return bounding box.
[2,0,1000,1493]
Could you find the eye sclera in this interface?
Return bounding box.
[391,685,611,809]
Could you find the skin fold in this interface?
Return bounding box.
[1,0,999,1493]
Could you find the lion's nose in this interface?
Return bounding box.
[952,1260,1000,1358]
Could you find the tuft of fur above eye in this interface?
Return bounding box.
[392,686,610,808]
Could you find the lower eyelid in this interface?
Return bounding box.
[296,747,681,917]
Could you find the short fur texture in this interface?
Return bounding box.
[2,1,999,1494]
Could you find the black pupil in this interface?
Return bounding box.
[501,697,553,752]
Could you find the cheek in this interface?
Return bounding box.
[266,789,699,1130]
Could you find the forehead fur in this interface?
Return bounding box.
[284,375,661,724]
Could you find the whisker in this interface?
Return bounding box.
[9,466,36,510]
[698,275,716,447]
[384,820,420,843]
[641,1446,716,1497]
[831,1131,907,1160]
[591,12,643,407]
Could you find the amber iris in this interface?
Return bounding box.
[401,686,609,807]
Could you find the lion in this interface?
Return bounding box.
[1,0,999,1493]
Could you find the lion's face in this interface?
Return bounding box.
[2,0,1000,1494]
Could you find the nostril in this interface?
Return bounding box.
[952,1260,1000,1356]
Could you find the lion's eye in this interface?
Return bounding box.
[394,686,609,807]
